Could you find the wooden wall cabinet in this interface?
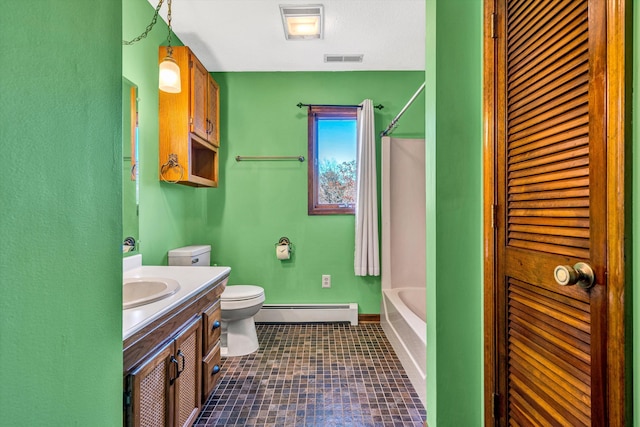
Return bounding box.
[159,46,220,187]
[127,317,201,427]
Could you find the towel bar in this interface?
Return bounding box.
[235,155,305,162]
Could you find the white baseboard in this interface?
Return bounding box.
[255,303,358,325]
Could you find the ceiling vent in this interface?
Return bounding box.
[324,54,364,63]
[280,5,324,40]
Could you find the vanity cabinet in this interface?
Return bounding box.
[124,276,227,427]
[127,317,201,427]
[159,46,220,187]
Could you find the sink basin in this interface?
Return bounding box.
[123,277,181,309]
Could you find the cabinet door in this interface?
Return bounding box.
[202,342,222,403]
[190,56,209,142]
[202,301,221,355]
[129,341,174,427]
[173,317,202,427]
[207,76,220,146]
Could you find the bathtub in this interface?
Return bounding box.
[380,136,426,407]
[381,287,426,407]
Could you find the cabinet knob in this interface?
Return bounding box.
[211,365,220,375]
[212,320,221,330]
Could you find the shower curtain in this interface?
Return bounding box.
[354,99,380,276]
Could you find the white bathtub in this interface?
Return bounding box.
[381,287,426,407]
[380,136,426,407]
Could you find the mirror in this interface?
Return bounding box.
[123,78,139,255]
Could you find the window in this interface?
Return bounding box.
[307,106,358,215]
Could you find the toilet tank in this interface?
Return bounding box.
[168,245,211,266]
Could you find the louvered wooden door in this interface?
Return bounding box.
[494,0,607,425]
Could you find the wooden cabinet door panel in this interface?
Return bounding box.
[190,56,208,141]
[130,341,174,427]
[202,343,222,403]
[207,76,220,146]
[173,317,202,427]
[203,301,221,355]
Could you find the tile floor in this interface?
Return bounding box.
[195,323,426,426]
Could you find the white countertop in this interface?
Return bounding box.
[123,255,230,340]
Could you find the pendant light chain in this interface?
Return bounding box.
[166,0,174,57]
[122,0,168,46]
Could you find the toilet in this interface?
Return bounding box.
[168,245,265,357]
[220,285,265,357]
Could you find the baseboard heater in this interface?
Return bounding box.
[255,303,358,325]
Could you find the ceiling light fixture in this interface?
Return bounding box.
[158,0,180,93]
[123,0,181,93]
[280,5,324,40]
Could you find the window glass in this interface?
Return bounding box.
[308,107,358,215]
[317,119,357,206]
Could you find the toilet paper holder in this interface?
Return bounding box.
[275,237,292,260]
[276,237,291,246]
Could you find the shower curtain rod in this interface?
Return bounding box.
[297,102,384,110]
[380,82,426,137]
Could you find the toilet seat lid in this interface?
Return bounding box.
[222,285,264,301]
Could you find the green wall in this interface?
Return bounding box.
[197,72,425,314]
[426,0,483,425]
[0,1,123,426]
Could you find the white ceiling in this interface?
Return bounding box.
[149,0,425,72]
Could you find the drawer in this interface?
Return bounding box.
[202,343,221,403]
[202,301,221,355]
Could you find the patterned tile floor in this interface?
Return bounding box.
[195,323,426,426]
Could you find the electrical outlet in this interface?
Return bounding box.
[322,274,331,288]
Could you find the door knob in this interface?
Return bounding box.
[553,262,595,289]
